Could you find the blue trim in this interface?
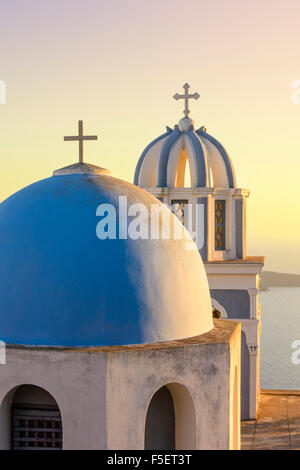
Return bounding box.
[186,131,209,187]
[156,128,182,187]
[210,289,250,319]
[197,128,236,188]
[133,128,172,186]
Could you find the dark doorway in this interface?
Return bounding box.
[145,386,175,450]
[11,385,62,450]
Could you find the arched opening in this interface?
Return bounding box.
[0,385,62,450]
[144,383,196,450]
[173,151,192,188]
[211,298,228,319]
[184,158,191,187]
[145,386,175,450]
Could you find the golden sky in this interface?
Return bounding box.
[1,0,300,272]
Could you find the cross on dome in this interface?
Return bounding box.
[64,120,98,163]
[173,83,200,118]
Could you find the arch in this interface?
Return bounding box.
[156,129,182,187]
[184,157,191,187]
[134,129,171,187]
[184,132,209,188]
[176,150,188,187]
[0,384,62,450]
[144,386,175,450]
[197,127,237,188]
[138,135,169,187]
[144,382,196,450]
[166,136,186,188]
[211,298,228,318]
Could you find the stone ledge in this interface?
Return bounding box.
[6,319,240,354]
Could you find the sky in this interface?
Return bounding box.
[1,0,300,273]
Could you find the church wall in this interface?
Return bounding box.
[197,197,208,261]
[0,321,240,450]
[106,321,241,450]
[229,322,241,449]
[235,198,245,259]
[0,348,108,450]
[206,265,262,420]
[210,289,250,319]
[106,344,231,449]
[207,272,258,290]
[0,388,15,449]
[241,332,250,420]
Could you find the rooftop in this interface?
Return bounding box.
[205,256,265,265]
[7,319,239,354]
[242,390,300,450]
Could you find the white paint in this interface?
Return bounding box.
[0,323,241,450]
[201,136,229,188]
[139,137,168,187]
[142,187,249,262]
[179,117,194,131]
[166,136,185,187]
[167,383,196,449]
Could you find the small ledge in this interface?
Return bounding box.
[53,162,111,176]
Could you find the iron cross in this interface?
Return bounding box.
[64,120,98,163]
[173,83,200,118]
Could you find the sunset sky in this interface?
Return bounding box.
[1,0,300,272]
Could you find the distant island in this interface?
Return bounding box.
[261,271,300,291]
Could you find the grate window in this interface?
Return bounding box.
[215,200,226,250]
[12,407,62,450]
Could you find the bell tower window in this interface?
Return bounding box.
[215,200,226,250]
[171,200,188,224]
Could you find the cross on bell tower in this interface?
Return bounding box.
[64,120,98,163]
[173,83,200,118]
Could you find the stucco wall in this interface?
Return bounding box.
[106,342,232,449]
[210,289,250,319]
[241,331,250,420]
[0,348,107,450]
[0,320,240,450]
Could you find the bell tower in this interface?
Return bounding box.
[134,84,264,420]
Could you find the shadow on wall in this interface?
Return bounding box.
[144,382,196,450]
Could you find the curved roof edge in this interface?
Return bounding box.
[197,126,237,188]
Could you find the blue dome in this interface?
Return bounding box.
[134,119,237,189]
[0,169,213,346]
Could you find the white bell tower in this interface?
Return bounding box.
[134,84,264,420]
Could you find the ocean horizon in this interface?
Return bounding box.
[260,287,300,390]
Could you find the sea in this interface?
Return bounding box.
[260,287,300,390]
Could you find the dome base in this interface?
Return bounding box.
[53,162,110,176]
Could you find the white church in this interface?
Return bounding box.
[0,85,263,450]
[135,84,264,421]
